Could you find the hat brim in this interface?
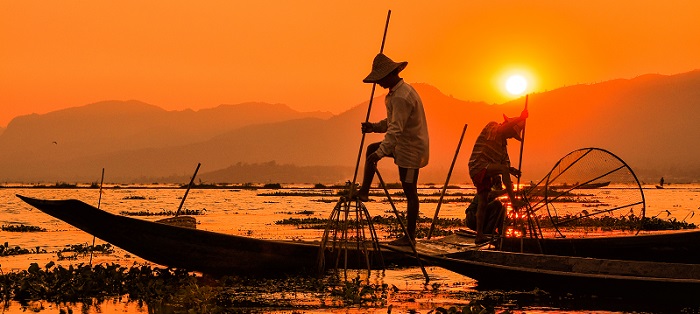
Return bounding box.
[502,115,524,141]
[363,61,407,83]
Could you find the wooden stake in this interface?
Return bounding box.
[427,124,468,239]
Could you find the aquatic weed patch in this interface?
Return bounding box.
[56,243,115,261]
[119,208,205,216]
[538,213,697,231]
[1,224,46,232]
[0,242,45,256]
[0,263,393,313]
[275,215,464,237]
[0,263,196,308]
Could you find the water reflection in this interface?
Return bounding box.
[2,185,700,313]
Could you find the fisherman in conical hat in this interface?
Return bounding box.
[468,109,528,245]
[357,53,430,246]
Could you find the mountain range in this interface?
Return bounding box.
[1,70,699,184]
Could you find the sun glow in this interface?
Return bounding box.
[505,75,528,95]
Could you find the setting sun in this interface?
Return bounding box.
[505,75,528,95]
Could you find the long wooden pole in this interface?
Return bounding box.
[89,168,105,266]
[499,95,529,250]
[516,96,528,251]
[349,10,392,196]
[176,163,201,217]
[376,169,429,283]
[516,95,528,190]
[427,124,468,239]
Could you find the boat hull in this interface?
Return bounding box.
[499,230,700,263]
[17,195,403,276]
[385,241,700,301]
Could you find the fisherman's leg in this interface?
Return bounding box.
[474,191,490,243]
[400,167,420,240]
[358,142,381,200]
[472,168,493,244]
[491,165,519,208]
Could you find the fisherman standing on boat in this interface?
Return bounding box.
[468,109,527,245]
[356,53,430,246]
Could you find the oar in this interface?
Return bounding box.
[176,163,201,217]
[348,9,392,197]
[89,167,105,266]
[427,124,468,240]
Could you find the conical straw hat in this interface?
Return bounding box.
[363,53,408,83]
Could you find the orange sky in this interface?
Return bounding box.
[2,1,699,127]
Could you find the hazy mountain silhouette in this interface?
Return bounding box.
[1,70,698,184]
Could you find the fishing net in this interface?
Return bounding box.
[522,147,646,238]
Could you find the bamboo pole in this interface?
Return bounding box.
[89,168,105,266]
[349,10,392,196]
[427,124,468,239]
[176,163,201,217]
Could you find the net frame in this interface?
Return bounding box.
[522,147,646,238]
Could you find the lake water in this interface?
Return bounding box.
[1,184,699,313]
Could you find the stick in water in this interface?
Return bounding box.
[427,124,468,239]
[90,168,105,266]
[176,163,201,217]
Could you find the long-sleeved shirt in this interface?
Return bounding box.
[371,80,430,169]
[468,121,510,178]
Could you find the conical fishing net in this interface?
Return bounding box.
[522,147,646,238]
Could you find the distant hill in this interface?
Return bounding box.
[1,70,699,184]
[0,126,4,136]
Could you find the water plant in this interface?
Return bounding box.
[119,208,205,216]
[0,242,45,256]
[1,224,46,232]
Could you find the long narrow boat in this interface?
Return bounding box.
[384,239,700,301]
[453,228,700,264]
[17,195,404,276]
[498,230,700,263]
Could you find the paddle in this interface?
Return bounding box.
[427,124,468,240]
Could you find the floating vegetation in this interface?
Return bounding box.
[262,183,283,189]
[275,217,328,229]
[420,196,474,203]
[258,191,334,197]
[56,243,114,261]
[536,214,697,231]
[0,242,46,256]
[58,243,114,255]
[122,195,148,200]
[0,263,196,307]
[275,210,315,215]
[120,208,205,216]
[1,224,46,232]
[275,215,464,238]
[0,263,394,313]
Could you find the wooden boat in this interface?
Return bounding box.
[384,237,700,300]
[453,230,700,264]
[17,195,405,276]
[498,230,700,263]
